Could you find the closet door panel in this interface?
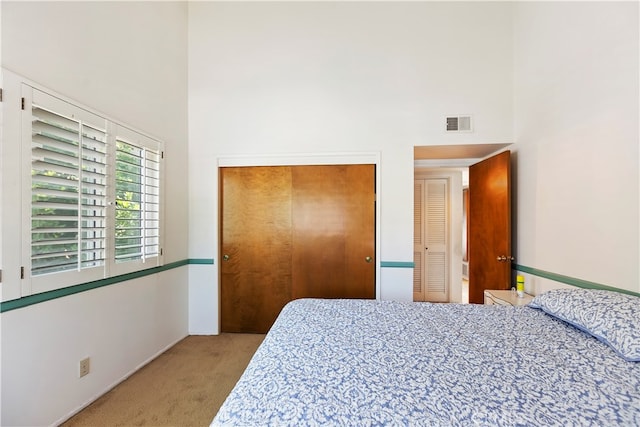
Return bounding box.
[220,166,293,333]
[291,164,375,299]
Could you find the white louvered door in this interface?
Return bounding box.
[413,178,449,302]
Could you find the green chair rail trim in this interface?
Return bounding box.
[380,261,415,268]
[6,260,634,313]
[514,264,640,297]
[189,258,215,265]
[0,258,214,313]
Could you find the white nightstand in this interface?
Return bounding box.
[484,289,533,306]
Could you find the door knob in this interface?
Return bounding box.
[365,256,373,263]
[496,255,507,262]
[223,254,230,261]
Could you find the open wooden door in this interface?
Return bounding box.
[468,151,512,304]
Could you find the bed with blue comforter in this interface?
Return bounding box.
[212,290,640,426]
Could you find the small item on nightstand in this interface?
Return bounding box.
[516,275,525,298]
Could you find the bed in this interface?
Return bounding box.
[211,289,640,426]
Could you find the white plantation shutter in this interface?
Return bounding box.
[27,88,107,292]
[19,81,164,296]
[112,126,162,274]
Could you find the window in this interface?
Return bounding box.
[22,85,163,295]
[112,126,162,275]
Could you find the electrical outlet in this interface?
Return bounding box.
[79,357,90,378]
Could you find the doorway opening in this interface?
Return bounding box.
[413,143,511,304]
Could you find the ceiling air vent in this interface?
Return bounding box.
[446,115,472,132]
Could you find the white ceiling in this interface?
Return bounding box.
[413,143,511,167]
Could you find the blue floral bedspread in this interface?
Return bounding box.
[211,299,640,426]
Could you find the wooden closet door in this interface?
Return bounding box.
[220,167,293,333]
[220,164,376,333]
[291,164,375,299]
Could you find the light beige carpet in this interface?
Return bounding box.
[62,333,264,427]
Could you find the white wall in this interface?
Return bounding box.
[1,2,189,425]
[1,270,187,426]
[513,2,639,294]
[188,1,515,333]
